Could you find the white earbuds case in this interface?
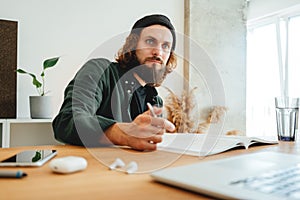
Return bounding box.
[49,156,87,174]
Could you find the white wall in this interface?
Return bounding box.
[0,0,184,118]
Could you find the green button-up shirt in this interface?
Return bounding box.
[52,58,162,146]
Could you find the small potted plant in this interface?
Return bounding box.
[17,57,60,119]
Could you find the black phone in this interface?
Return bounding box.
[0,149,57,167]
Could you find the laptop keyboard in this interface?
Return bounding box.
[230,164,300,199]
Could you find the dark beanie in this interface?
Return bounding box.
[131,14,176,51]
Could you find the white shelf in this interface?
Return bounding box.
[0,118,59,148]
[5,118,53,123]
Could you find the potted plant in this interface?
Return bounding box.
[17,57,60,119]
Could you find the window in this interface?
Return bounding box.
[247,11,300,137]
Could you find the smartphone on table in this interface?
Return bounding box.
[0,149,57,167]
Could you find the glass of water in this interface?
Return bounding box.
[275,97,299,141]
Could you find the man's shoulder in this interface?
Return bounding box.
[82,58,120,73]
[87,58,115,67]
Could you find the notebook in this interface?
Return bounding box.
[157,133,277,156]
[151,151,300,200]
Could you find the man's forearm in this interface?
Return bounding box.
[103,123,129,147]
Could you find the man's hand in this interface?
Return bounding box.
[104,107,175,151]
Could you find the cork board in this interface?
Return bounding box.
[0,19,17,118]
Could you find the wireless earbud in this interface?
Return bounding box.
[125,161,138,174]
[109,158,125,170]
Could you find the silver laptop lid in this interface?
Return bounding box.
[151,152,300,200]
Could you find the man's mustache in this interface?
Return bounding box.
[144,56,163,64]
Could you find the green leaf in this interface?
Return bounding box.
[43,57,59,70]
[32,151,41,162]
[16,69,28,74]
[16,69,42,89]
[32,77,42,88]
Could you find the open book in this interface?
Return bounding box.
[157,133,278,156]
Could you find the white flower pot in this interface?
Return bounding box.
[29,96,53,119]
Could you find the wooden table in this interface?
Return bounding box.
[0,141,300,200]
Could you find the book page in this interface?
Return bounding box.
[158,133,241,156]
[226,135,278,149]
[158,133,278,156]
[157,133,206,156]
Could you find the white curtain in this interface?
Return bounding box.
[247,14,300,137]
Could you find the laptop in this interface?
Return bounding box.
[151,151,300,200]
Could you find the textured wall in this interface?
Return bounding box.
[188,0,247,134]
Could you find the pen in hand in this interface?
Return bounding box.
[147,103,157,118]
[0,170,27,178]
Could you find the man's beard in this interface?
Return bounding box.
[133,60,167,87]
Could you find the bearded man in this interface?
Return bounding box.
[52,14,177,150]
